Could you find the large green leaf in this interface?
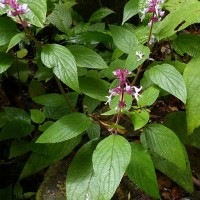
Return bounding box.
[89,7,114,23]
[127,142,159,199]
[92,135,131,200]
[122,0,139,24]
[156,1,200,40]
[0,17,17,46]
[0,119,34,141]
[47,3,72,34]
[141,124,187,171]
[20,136,81,179]
[79,77,109,101]
[184,55,200,135]
[109,25,139,53]
[0,52,13,74]
[149,64,187,103]
[68,45,107,69]
[36,113,92,143]
[142,136,193,193]
[173,34,200,57]
[41,44,80,93]
[66,139,100,200]
[23,0,47,27]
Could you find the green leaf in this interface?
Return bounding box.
[129,109,149,130]
[28,79,46,99]
[16,48,28,58]
[92,135,131,200]
[66,139,100,200]
[20,136,81,179]
[0,52,13,74]
[23,0,47,27]
[7,32,26,52]
[30,109,45,124]
[125,44,150,71]
[184,55,200,135]
[127,142,159,199]
[82,96,100,114]
[89,7,114,23]
[109,25,139,53]
[122,0,139,24]
[149,64,187,103]
[141,124,187,171]
[0,119,34,141]
[4,107,31,123]
[79,76,109,101]
[33,93,66,107]
[68,45,107,69]
[143,139,194,193]
[41,44,80,93]
[138,85,160,107]
[0,16,17,46]
[87,123,100,140]
[173,34,200,57]
[36,113,92,143]
[157,1,200,40]
[47,3,72,34]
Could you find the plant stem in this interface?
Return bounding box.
[55,76,76,113]
[131,64,143,86]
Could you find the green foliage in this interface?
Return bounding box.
[149,64,187,103]
[92,135,131,200]
[0,0,200,198]
[36,113,92,143]
[127,142,159,198]
[184,54,200,135]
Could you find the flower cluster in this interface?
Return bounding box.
[0,0,29,16]
[140,0,165,27]
[105,69,142,109]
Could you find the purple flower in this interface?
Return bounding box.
[105,68,142,109]
[1,0,30,16]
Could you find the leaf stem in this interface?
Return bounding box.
[55,76,76,113]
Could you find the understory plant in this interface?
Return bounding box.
[0,0,200,199]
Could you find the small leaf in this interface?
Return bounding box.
[23,0,47,27]
[16,49,28,58]
[109,25,139,53]
[36,113,92,143]
[7,32,25,52]
[47,3,72,34]
[184,55,200,135]
[28,79,46,99]
[89,7,114,23]
[68,45,107,69]
[149,64,187,103]
[66,139,100,200]
[127,142,160,199]
[141,124,187,171]
[41,44,80,93]
[0,52,13,74]
[138,85,160,107]
[20,136,81,179]
[30,109,45,124]
[79,77,109,101]
[82,96,100,114]
[122,0,139,24]
[0,119,34,141]
[93,135,131,200]
[129,109,149,130]
[125,44,150,71]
